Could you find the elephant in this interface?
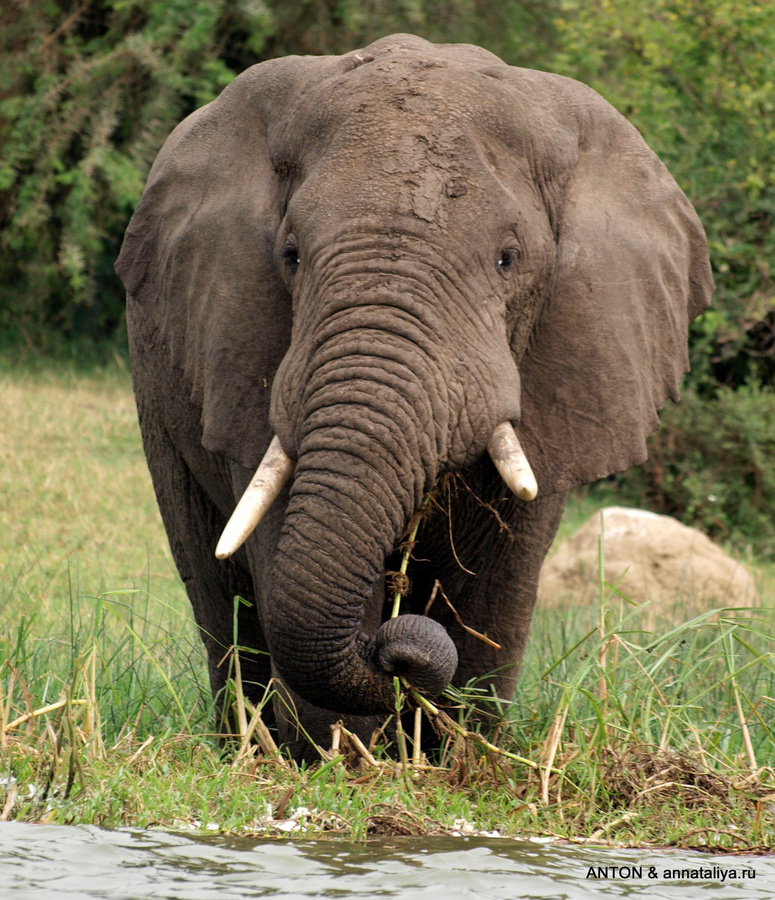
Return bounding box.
[116,34,713,761]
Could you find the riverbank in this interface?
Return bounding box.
[1,361,773,850]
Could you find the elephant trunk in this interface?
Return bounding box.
[265,338,459,714]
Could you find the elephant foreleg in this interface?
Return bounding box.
[134,389,273,735]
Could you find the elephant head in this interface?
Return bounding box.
[116,36,712,721]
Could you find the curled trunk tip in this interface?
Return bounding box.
[375,614,458,697]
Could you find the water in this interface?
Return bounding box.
[1,823,772,899]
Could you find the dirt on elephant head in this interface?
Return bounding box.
[538,507,758,625]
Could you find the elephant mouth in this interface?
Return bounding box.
[214,420,537,560]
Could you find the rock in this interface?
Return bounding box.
[539,507,758,623]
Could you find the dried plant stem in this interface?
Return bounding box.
[590,811,637,841]
[732,679,758,774]
[445,477,476,576]
[338,725,382,769]
[237,698,284,765]
[424,580,501,650]
[541,701,569,804]
[330,722,342,755]
[412,708,423,766]
[403,679,555,774]
[126,735,154,765]
[6,698,87,732]
[82,645,104,759]
[394,677,412,787]
[225,635,286,766]
[0,785,17,822]
[454,473,513,538]
[231,647,249,741]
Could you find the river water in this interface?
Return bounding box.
[1,823,772,899]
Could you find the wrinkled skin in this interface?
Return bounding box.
[116,35,713,760]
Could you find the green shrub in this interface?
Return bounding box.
[0,0,274,350]
[620,385,775,558]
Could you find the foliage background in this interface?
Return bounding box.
[1,0,773,551]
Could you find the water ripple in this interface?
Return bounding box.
[0,823,773,899]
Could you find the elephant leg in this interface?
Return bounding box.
[411,481,568,717]
[135,396,273,731]
[270,667,383,763]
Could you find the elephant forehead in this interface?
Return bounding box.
[273,63,535,230]
[274,58,528,175]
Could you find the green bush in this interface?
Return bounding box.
[620,385,775,558]
[0,0,275,350]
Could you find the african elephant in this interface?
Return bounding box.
[116,34,712,760]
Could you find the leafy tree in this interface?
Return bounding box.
[262,0,557,67]
[0,0,273,349]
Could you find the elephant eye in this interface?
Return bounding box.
[282,234,300,268]
[497,248,519,273]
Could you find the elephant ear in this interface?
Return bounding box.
[116,56,338,469]
[492,68,713,494]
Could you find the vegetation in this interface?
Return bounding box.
[0,0,553,351]
[0,0,272,350]
[554,0,775,394]
[625,384,775,557]
[1,364,774,849]
[5,1,773,375]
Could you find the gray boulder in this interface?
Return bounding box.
[539,507,758,623]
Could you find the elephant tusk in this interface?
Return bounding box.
[487,422,538,501]
[215,435,295,559]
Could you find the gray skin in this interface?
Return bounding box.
[116,35,713,760]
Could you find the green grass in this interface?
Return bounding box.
[1,359,774,849]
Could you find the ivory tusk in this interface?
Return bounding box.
[215,435,295,559]
[486,421,538,501]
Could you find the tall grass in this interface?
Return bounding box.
[1,361,773,847]
[513,591,775,791]
[522,588,775,755]
[0,360,198,729]
[1,361,211,811]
